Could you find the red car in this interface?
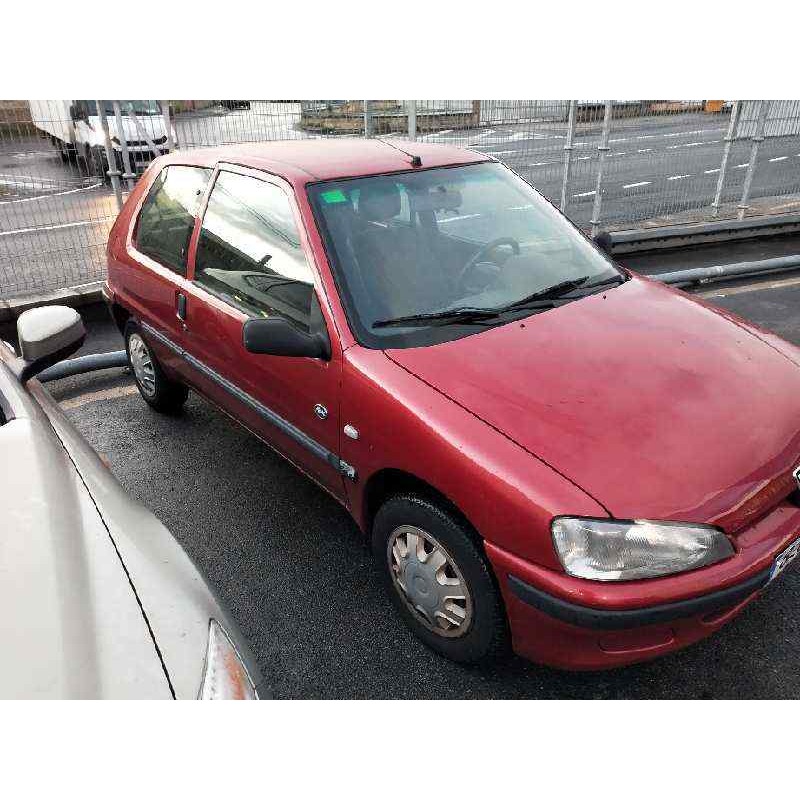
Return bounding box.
[105,139,800,670]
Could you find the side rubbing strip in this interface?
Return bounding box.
[140,322,355,479]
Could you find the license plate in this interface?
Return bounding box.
[770,538,800,583]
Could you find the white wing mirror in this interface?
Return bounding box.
[14,306,85,383]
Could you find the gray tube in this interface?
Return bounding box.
[653,255,800,287]
[38,351,127,383]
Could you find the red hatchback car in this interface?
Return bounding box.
[105,139,800,670]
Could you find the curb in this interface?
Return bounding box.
[601,212,800,254]
[0,281,104,322]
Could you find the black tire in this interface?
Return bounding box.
[372,494,509,664]
[125,321,188,414]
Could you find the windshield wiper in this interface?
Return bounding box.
[494,276,592,312]
[372,306,509,329]
[372,273,627,330]
[494,272,626,314]
[579,272,627,291]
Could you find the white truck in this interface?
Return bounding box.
[28,100,171,178]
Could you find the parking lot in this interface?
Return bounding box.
[20,239,800,699]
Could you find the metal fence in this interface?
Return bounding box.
[2,99,800,301]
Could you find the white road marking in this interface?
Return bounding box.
[60,383,138,410]
[769,156,789,162]
[734,163,750,169]
[439,213,481,223]
[609,127,724,144]
[667,140,721,150]
[572,190,596,197]
[637,148,652,153]
[577,156,591,161]
[0,219,102,237]
[0,181,102,206]
[667,174,692,180]
[527,161,557,167]
[699,274,800,299]
[623,181,651,189]
[704,168,720,174]
[662,128,724,137]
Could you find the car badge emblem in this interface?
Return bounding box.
[793,465,800,491]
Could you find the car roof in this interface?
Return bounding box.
[160,139,491,184]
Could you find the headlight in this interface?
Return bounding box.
[198,620,258,699]
[551,517,734,581]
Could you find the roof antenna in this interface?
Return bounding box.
[377,137,423,167]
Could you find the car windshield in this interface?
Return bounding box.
[86,100,161,116]
[308,161,623,348]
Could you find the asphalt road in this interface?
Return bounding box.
[14,247,799,699]
[2,103,800,298]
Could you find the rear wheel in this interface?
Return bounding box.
[125,322,188,414]
[372,494,509,664]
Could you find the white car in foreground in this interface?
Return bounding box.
[0,306,264,699]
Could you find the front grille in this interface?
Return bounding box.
[113,136,167,148]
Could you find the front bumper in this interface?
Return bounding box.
[487,500,800,670]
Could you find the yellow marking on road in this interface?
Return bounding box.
[60,383,138,410]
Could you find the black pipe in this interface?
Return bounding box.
[38,350,127,383]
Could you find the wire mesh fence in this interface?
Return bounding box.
[2,99,800,301]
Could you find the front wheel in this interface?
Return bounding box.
[125,322,188,414]
[372,494,509,664]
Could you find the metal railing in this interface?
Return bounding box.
[2,99,800,301]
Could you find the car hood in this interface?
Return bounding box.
[386,277,800,532]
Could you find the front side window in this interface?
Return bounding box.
[135,165,210,275]
[308,162,623,348]
[194,171,315,331]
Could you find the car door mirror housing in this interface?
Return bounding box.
[14,305,86,383]
[243,317,330,360]
[593,231,614,256]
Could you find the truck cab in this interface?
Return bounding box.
[29,99,171,178]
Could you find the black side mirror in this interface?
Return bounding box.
[593,231,614,256]
[243,318,330,360]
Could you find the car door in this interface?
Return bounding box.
[125,164,212,378]
[179,164,347,500]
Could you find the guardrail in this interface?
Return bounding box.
[599,212,800,254]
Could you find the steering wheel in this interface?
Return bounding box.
[457,237,521,291]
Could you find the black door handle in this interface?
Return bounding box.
[176,292,187,321]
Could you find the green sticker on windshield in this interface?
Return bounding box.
[321,189,348,204]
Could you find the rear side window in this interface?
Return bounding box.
[135,165,211,275]
[194,171,315,331]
